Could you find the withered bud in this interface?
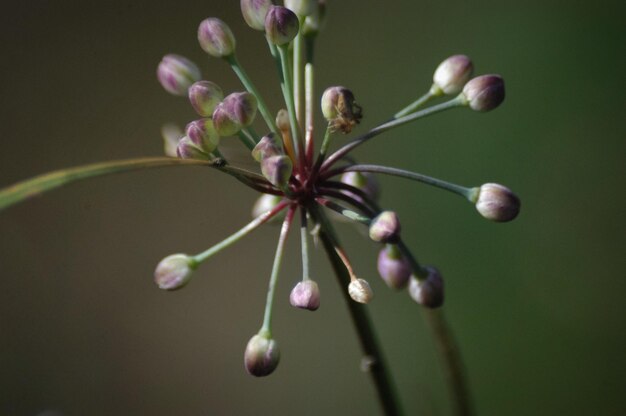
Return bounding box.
[321,86,362,133]
[240,0,272,31]
[261,155,293,188]
[185,118,220,153]
[377,245,412,289]
[408,267,444,308]
[348,279,374,304]
[474,183,520,222]
[188,81,224,117]
[252,133,283,162]
[244,333,280,377]
[157,54,201,96]
[289,280,320,311]
[154,254,196,290]
[461,74,505,112]
[198,18,236,58]
[265,6,299,46]
[369,211,401,243]
[432,54,474,96]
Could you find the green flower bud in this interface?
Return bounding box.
[321,86,362,133]
[348,278,373,304]
[240,0,272,31]
[461,74,505,112]
[157,54,201,96]
[244,333,280,377]
[261,155,293,188]
[285,0,316,16]
[185,119,220,153]
[369,211,401,243]
[176,136,210,160]
[432,54,474,96]
[265,6,299,46]
[198,18,236,58]
[289,280,321,311]
[212,92,258,136]
[252,133,283,162]
[408,267,444,308]
[188,81,224,117]
[474,183,520,222]
[154,254,196,290]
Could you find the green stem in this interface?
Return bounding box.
[261,205,297,333]
[309,204,403,416]
[293,18,305,129]
[227,54,278,134]
[305,62,315,165]
[277,45,304,164]
[192,200,289,264]
[394,91,435,119]
[321,96,465,172]
[238,130,258,150]
[299,208,310,280]
[316,197,371,224]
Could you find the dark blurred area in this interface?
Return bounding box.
[1,1,625,415]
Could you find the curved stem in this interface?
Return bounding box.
[309,205,403,416]
[394,91,435,119]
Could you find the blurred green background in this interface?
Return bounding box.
[1,1,624,415]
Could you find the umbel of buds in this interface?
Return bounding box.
[240,0,272,31]
[321,86,362,133]
[244,333,280,377]
[348,279,374,304]
[188,81,224,117]
[409,267,444,308]
[461,74,505,112]
[198,18,236,58]
[290,280,321,311]
[473,183,521,222]
[154,254,197,290]
[377,245,412,289]
[212,92,258,136]
[157,54,201,96]
[265,6,300,46]
[369,211,401,243]
[432,54,474,96]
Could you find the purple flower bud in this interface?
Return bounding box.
[369,211,401,243]
[348,278,373,304]
[176,136,210,160]
[265,6,300,46]
[188,81,224,117]
[408,267,444,308]
[377,245,412,289]
[240,0,272,31]
[341,171,380,202]
[474,183,520,222]
[261,155,293,188]
[212,92,258,136]
[154,254,196,290]
[461,74,505,112]
[285,0,316,16]
[244,333,280,377]
[252,133,283,162]
[185,119,220,153]
[198,18,236,58]
[289,280,320,311]
[432,54,474,95]
[157,54,201,96]
[161,123,183,158]
[321,86,362,133]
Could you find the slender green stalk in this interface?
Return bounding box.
[226,54,278,134]
[299,208,310,280]
[395,239,428,280]
[394,91,435,119]
[238,129,258,150]
[321,96,465,172]
[305,62,315,165]
[324,164,474,200]
[293,18,305,129]
[316,197,371,224]
[277,45,304,163]
[309,204,403,416]
[192,200,289,264]
[261,205,296,333]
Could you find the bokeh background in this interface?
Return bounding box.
[1,1,624,415]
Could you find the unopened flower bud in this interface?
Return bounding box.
[461,74,505,112]
[348,278,373,304]
[240,0,272,31]
[321,86,362,133]
[157,54,201,96]
[285,0,316,16]
[154,254,196,290]
[161,123,183,158]
[474,183,520,222]
[432,54,474,96]
[185,119,220,153]
[244,333,280,377]
[341,171,380,202]
[302,1,326,37]
[198,18,236,58]
[251,194,285,223]
[212,92,258,136]
[369,211,401,243]
[408,267,444,308]
[252,133,283,162]
[265,6,299,46]
[188,81,224,117]
[377,245,412,289]
[275,109,290,131]
[261,155,293,188]
[176,136,210,160]
[289,280,320,311]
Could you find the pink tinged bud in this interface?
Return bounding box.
[161,123,183,158]
[341,171,380,202]
[176,136,210,160]
[321,86,362,133]
[377,245,412,289]
[241,0,272,31]
[408,267,444,308]
[154,254,196,290]
[474,183,520,222]
[369,211,401,243]
[157,54,201,96]
[432,54,474,95]
[289,280,320,311]
[348,279,373,304]
[244,334,280,377]
[285,0,316,16]
[185,119,220,153]
[212,92,258,136]
[252,133,283,162]
[261,155,293,188]
[188,81,224,117]
[265,6,300,46]
[461,74,505,112]
[198,18,236,58]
